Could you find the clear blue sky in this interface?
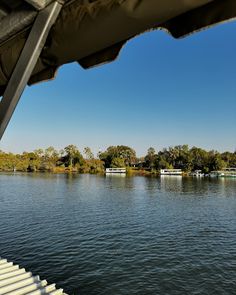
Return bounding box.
[1,20,236,156]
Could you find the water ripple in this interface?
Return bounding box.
[0,174,236,295]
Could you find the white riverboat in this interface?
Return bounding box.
[160,169,182,176]
[209,171,224,177]
[105,168,126,174]
[190,170,204,177]
[210,168,236,178]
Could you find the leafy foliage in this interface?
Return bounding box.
[0,145,235,173]
[143,145,236,172]
[98,145,136,168]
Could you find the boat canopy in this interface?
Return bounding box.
[0,0,236,139]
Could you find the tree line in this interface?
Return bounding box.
[0,144,235,173]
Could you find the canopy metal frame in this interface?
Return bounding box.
[0,1,63,140]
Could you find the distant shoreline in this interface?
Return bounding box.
[1,170,236,179]
[1,144,235,175]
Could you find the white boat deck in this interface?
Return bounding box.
[0,258,68,295]
[105,168,126,174]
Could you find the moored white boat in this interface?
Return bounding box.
[160,169,182,176]
[105,168,126,174]
[210,168,236,178]
[190,170,204,177]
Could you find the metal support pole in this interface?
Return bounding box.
[0,1,63,140]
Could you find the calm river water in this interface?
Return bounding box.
[0,173,236,295]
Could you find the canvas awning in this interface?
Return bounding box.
[0,0,236,139]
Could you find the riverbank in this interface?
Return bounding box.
[1,144,235,176]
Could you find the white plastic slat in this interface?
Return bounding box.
[0,258,67,295]
[0,263,13,270]
[0,269,26,281]
[0,272,33,288]
[0,276,40,294]
[0,266,19,275]
[48,289,64,295]
[4,279,47,295]
[26,283,57,295]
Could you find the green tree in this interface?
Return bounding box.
[111,157,126,168]
[84,147,94,160]
[144,147,156,170]
[43,146,59,170]
[190,147,209,172]
[98,145,136,167]
[64,145,84,168]
[208,151,226,171]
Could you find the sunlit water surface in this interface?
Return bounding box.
[0,173,236,295]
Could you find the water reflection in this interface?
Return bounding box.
[105,173,126,177]
[104,174,135,191]
[142,176,160,193]
[160,175,183,192]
